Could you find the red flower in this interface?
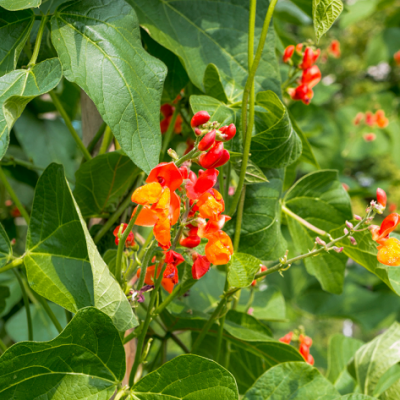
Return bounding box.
[283,45,295,63]
[296,43,303,54]
[363,133,376,142]
[113,223,135,247]
[180,233,201,248]
[192,253,211,279]
[198,130,216,151]
[299,334,313,347]
[288,84,314,105]
[375,109,389,128]
[365,111,376,127]
[217,123,236,142]
[146,162,183,192]
[370,213,400,245]
[377,188,387,208]
[165,250,185,267]
[184,138,195,155]
[204,230,234,265]
[186,169,219,200]
[160,104,182,134]
[299,47,320,69]
[251,264,267,286]
[191,111,210,127]
[137,263,178,293]
[353,112,364,125]
[301,65,321,88]
[198,214,231,238]
[329,40,341,58]
[10,207,21,218]
[279,332,293,344]
[394,50,400,66]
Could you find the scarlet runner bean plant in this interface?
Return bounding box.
[0,0,400,399]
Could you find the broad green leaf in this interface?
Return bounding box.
[5,302,67,342]
[0,307,125,400]
[243,362,340,399]
[74,151,139,218]
[228,252,264,288]
[0,58,62,160]
[230,152,269,184]
[373,364,400,398]
[51,0,167,174]
[0,9,34,77]
[289,0,313,17]
[0,0,40,10]
[25,163,137,331]
[129,0,281,102]
[131,354,239,399]
[14,110,79,181]
[204,64,229,103]
[313,0,343,42]
[228,169,287,261]
[0,223,11,268]
[284,170,353,294]
[0,286,10,314]
[353,322,400,397]
[250,91,302,168]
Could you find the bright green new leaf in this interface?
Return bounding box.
[0,9,34,77]
[131,354,239,399]
[243,362,340,399]
[0,307,125,400]
[284,170,353,294]
[0,58,62,160]
[250,91,302,168]
[25,163,137,331]
[51,0,167,174]
[204,64,229,103]
[129,0,281,102]
[0,223,12,269]
[74,151,139,218]
[230,152,269,184]
[228,252,264,288]
[313,0,344,42]
[0,0,40,10]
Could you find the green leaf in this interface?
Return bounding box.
[284,170,353,294]
[204,64,229,103]
[51,0,167,174]
[289,0,313,17]
[5,302,67,342]
[0,285,10,314]
[131,354,239,399]
[338,396,378,400]
[0,58,62,160]
[129,0,281,102]
[313,0,344,42]
[74,151,139,218]
[230,152,269,184]
[0,307,125,400]
[243,362,340,399]
[0,271,21,317]
[0,9,34,77]
[228,252,264,288]
[353,322,400,397]
[0,223,11,268]
[25,163,137,331]
[0,0,40,11]
[13,110,79,181]
[250,91,302,168]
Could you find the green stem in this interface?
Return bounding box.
[0,257,23,275]
[215,277,229,362]
[13,270,33,341]
[27,15,47,67]
[233,186,246,250]
[281,204,327,236]
[33,292,63,333]
[169,332,190,354]
[175,149,201,167]
[99,126,113,155]
[87,121,107,154]
[1,156,45,171]
[50,91,92,161]
[161,103,181,157]
[115,205,143,285]
[0,168,30,224]
[136,240,156,291]
[153,282,181,317]
[228,0,279,217]
[0,338,7,353]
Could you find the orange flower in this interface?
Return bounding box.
[131,182,163,205]
[328,40,341,58]
[205,230,233,265]
[195,189,225,220]
[377,238,400,266]
[279,332,293,344]
[137,263,178,293]
[198,214,231,238]
[146,162,183,192]
[370,213,400,244]
[375,109,389,128]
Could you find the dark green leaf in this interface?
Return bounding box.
[204,64,229,103]
[74,151,139,218]
[51,0,167,174]
[0,307,125,399]
[0,58,62,160]
[129,0,281,102]
[0,0,40,11]
[0,223,11,268]
[250,91,302,168]
[131,354,239,399]
[289,0,313,17]
[0,9,34,77]
[228,252,264,288]
[25,163,137,331]
[230,151,269,184]
[0,285,10,314]
[313,0,344,41]
[284,170,353,293]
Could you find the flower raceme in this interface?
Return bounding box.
[113,223,135,247]
[356,109,389,128]
[279,332,314,365]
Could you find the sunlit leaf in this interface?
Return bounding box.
[313,0,343,41]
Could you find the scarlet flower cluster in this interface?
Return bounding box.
[354,110,389,128]
[160,103,182,134]
[279,331,314,365]
[283,44,321,105]
[113,223,135,247]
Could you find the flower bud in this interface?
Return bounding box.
[349,237,357,246]
[194,128,203,136]
[299,47,320,70]
[301,65,321,89]
[167,148,179,160]
[344,228,349,235]
[199,142,224,169]
[217,123,236,142]
[377,188,387,208]
[332,246,344,253]
[345,221,354,230]
[198,130,216,151]
[354,215,362,221]
[296,43,303,54]
[363,133,376,142]
[192,254,211,279]
[315,237,326,246]
[180,235,201,248]
[191,111,210,127]
[288,84,314,105]
[283,45,295,63]
[213,149,230,168]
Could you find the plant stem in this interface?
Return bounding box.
[27,15,47,67]
[215,277,229,362]
[115,205,143,285]
[281,204,327,236]
[0,168,30,224]
[161,103,181,157]
[153,282,181,316]
[175,149,201,167]
[233,186,246,250]
[99,125,113,155]
[87,121,106,154]
[136,240,156,291]
[169,332,190,354]
[49,91,92,161]
[1,156,45,171]
[228,0,279,217]
[13,269,33,341]
[33,292,63,333]
[0,257,23,274]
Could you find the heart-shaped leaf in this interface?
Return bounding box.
[51,0,167,173]
[313,0,344,42]
[228,252,264,288]
[0,9,34,77]
[230,152,269,184]
[204,64,229,103]
[0,307,125,400]
[0,58,62,160]
[25,163,137,331]
[0,0,40,10]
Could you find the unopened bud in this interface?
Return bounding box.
[349,237,357,246]
[315,237,326,246]
[131,243,139,252]
[10,238,16,246]
[354,215,362,221]
[167,148,179,160]
[345,221,354,230]
[332,246,344,253]
[344,228,349,235]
